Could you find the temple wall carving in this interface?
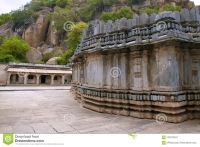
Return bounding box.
[70,7,200,123]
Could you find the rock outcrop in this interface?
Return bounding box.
[22,7,51,48]
[46,57,60,65]
[0,20,14,37]
[26,47,42,63]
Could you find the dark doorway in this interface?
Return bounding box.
[16,74,19,82]
[41,75,46,84]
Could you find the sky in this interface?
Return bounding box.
[0,0,200,14]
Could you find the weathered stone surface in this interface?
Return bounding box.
[140,13,149,26]
[149,13,157,24]
[0,64,7,84]
[180,8,191,22]
[43,48,54,54]
[22,8,51,48]
[46,57,60,65]
[173,11,181,22]
[71,7,200,123]
[132,14,140,27]
[26,47,42,63]
[190,7,199,22]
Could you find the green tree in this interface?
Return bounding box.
[161,4,181,12]
[57,22,88,64]
[11,9,39,26]
[56,0,68,8]
[130,0,141,4]
[0,13,11,25]
[46,6,80,32]
[28,0,44,11]
[139,5,159,15]
[117,7,134,19]
[78,4,92,22]
[42,0,57,7]
[100,7,134,22]
[0,37,30,63]
[42,52,54,63]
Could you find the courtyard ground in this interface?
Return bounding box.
[0,86,199,134]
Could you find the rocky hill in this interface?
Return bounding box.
[0,0,196,64]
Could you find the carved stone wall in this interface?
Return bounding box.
[71,7,200,123]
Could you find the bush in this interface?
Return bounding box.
[139,5,159,15]
[42,52,54,63]
[46,6,80,32]
[57,22,88,65]
[29,0,44,10]
[0,37,30,63]
[11,9,35,25]
[161,4,181,12]
[56,0,68,8]
[100,7,134,22]
[78,4,92,22]
[0,55,16,63]
[43,0,57,7]
[0,13,11,25]
[35,61,45,64]
[130,0,141,4]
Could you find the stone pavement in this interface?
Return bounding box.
[0,87,199,134]
[0,86,71,91]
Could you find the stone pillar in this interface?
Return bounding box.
[106,54,113,88]
[84,59,87,84]
[112,53,119,89]
[153,46,159,88]
[132,50,143,90]
[51,75,55,85]
[102,54,107,88]
[7,73,11,85]
[24,74,28,85]
[80,63,84,85]
[61,75,65,85]
[120,52,128,89]
[129,52,135,89]
[191,50,198,86]
[36,74,40,85]
[142,50,151,90]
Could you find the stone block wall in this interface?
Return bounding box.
[0,63,8,85]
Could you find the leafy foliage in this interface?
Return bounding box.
[0,13,12,25]
[46,6,80,32]
[139,4,181,15]
[42,52,54,63]
[57,22,88,65]
[139,5,159,15]
[161,4,181,12]
[56,0,68,8]
[11,9,39,26]
[100,7,134,22]
[0,37,30,63]
[42,0,57,7]
[129,0,141,4]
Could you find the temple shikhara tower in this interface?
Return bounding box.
[70,7,200,123]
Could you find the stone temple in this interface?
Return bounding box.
[70,7,200,123]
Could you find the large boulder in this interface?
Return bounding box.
[43,48,54,54]
[26,47,42,63]
[45,21,60,46]
[46,57,61,65]
[0,20,15,37]
[22,8,51,48]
